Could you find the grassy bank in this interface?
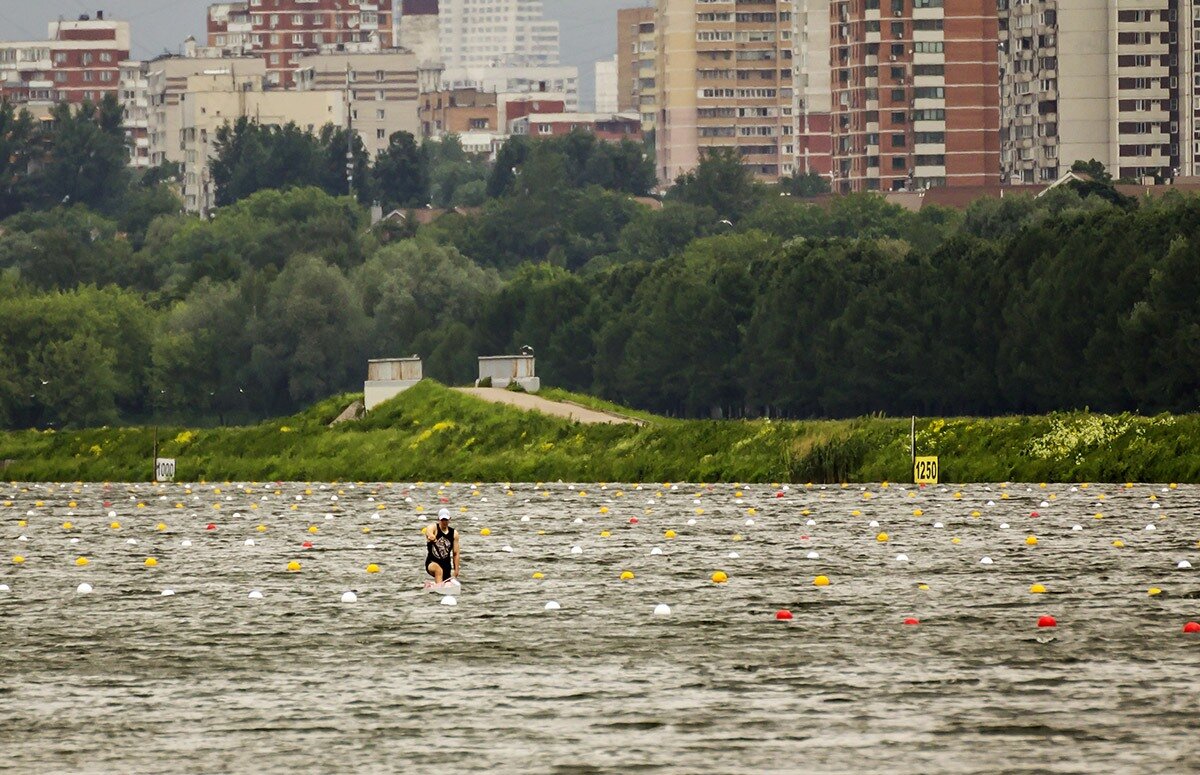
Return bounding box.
[1,381,1199,483]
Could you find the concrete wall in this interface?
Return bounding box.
[364,357,424,409]
[478,355,540,392]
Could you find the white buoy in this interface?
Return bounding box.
[805,519,816,527]
[806,551,820,559]
[1000,523,1009,529]
[161,589,175,596]
[728,551,739,559]
[108,510,116,518]
[16,535,27,542]
[653,603,671,616]
[1178,560,1193,569]
[341,591,358,603]
[501,545,513,553]
[986,500,995,507]
[248,590,263,599]
[181,540,192,548]
[520,516,530,522]
[1039,500,1049,508]
[687,519,697,526]
[980,557,994,565]
[1151,503,1161,510]
[650,547,663,555]
[933,522,943,528]
[244,538,255,546]
[0,584,10,592]
[573,518,583,525]
[570,546,582,555]
[869,520,879,527]
[1146,524,1157,531]
[1072,524,1083,531]
[125,538,137,545]
[745,519,755,526]
[544,601,560,611]
[69,538,80,544]
[76,583,93,594]
[895,553,909,562]
[440,595,457,606]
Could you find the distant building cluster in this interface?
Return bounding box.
[0,2,641,215]
[615,0,1200,192]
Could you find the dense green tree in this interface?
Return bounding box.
[665,148,768,222]
[0,102,35,218]
[374,130,427,209]
[34,97,129,213]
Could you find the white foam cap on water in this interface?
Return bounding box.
[341,591,358,603]
[440,595,457,606]
[544,601,561,611]
[653,603,671,616]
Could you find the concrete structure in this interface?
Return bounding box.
[438,0,560,69]
[823,0,1001,193]
[364,357,423,409]
[794,0,834,177]
[595,55,619,113]
[510,112,643,142]
[295,50,420,157]
[656,0,797,184]
[419,87,498,137]
[0,13,130,116]
[146,56,267,169]
[206,1,395,88]
[177,74,345,214]
[397,0,444,91]
[119,60,151,168]
[439,63,579,111]
[617,7,657,131]
[999,0,1196,183]
[477,355,539,392]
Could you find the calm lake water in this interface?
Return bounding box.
[2,480,1199,773]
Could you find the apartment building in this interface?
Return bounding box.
[178,73,346,214]
[119,61,151,168]
[793,0,833,176]
[206,1,395,87]
[0,13,130,116]
[821,0,1002,193]
[438,0,559,69]
[595,56,619,113]
[397,0,444,90]
[439,64,579,110]
[1000,0,1197,183]
[617,7,658,131]
[510,112,643,142]
[294,50,420,157]
[656,0,797,185]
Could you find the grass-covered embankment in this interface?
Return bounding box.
[2,381,1199,483]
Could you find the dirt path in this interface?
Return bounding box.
[453,388,643,425]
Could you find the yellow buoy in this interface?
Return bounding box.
[664,530,677,539]
[156,522,167,531]
[286,561,301,572]
[144,557,157,567]
[913,509,923,517]
[732,533,744,542]
[1026,535,1038,546]
[109,521,120,530]
[620,571,635,580]
[1148,587,1162,596]
[711,571,729,583]
[62,522,73,530]
[532,572,544,579]
[876,532,889,542]
[1030,583,1046,594]
[366,563,380,574]
[951,537,962,544]
[256,524,267,532]
[307,525,318,534]
[75,557,88,567]
[599,530,610,538]
[813,575,830,587]
[480,528,491,536]
[12,555,25,564]
[1112,539,1125,548]
[917,583,930,591]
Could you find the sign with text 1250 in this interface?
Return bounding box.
[913,456,939,485]
[155,458,176,483]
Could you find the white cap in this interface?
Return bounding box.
[438,508,451,520]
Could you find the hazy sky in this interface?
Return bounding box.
[0,0,650,107]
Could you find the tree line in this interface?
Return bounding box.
[0,97,1197,427]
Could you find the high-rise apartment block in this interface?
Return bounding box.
[656,0,797,185]
[0,14,130,115]
[437,0,559,69]
[1000,0,1196,183]
[818,0,1000,193]
[617,7,658,130]
[206,1,395,87]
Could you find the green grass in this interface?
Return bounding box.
[2,382,1199,483]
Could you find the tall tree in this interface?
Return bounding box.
[373,130,427,209]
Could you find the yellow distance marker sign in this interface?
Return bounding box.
[913,456,939,485]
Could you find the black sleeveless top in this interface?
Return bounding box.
[427,525,455,568]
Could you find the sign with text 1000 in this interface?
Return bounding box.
[913,456,939,485]
[155,458,176,483]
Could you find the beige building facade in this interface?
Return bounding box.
[617,7,658,131]
[1000,0,1198,183]
[295,51,421,158]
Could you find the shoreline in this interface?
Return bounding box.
[1,382,1196,484]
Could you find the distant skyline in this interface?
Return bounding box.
[0,0,649,108]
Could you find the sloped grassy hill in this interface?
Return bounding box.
[2,381,1199,483]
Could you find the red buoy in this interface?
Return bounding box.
[301,541,313,549]
[1030,511,1040,518]
[1037,615,1057,628]
[903,617,919,626]
[775,610,793,620]
[102,501,111,508]
[1184,621,1200,634]
[628,517,638,524]
[800,535,810,540]
[775,491,785,498]
[205,523,216,530]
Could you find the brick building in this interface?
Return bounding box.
[616,7,657,131]
[206,1,395,87]
[0,13,130,116]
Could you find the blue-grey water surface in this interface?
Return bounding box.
[2,480,1199,774]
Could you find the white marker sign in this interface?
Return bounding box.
[155,458,176,483]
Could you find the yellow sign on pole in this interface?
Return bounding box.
[913,456,939,485]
